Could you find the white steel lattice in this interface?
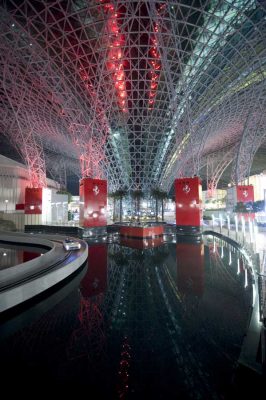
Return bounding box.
[0,1,266,192]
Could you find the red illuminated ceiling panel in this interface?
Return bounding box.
[148,3,165,110]
[148,22,161,110]
[101,0,128,113]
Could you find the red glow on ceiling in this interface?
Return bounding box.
[69,118,108,179]
[207,181,216,198]
[101,0,128,113]
[29,171,47,189]
[79,146,104,180]
[22,142,47,188]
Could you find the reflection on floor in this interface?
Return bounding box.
[0,235,261,398]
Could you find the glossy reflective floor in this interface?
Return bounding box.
[0,244,45,269]
[0,235,254,398]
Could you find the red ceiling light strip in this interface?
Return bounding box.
[148,22,161,110]
[101,0,127,113]
[148,3,166,110]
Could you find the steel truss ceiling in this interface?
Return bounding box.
[0,0,266,192]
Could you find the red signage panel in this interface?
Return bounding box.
[25,188,42,214]
[79,178,107,227]
[80,245,107,297]
[236,185,254,203]
[174,177,202,227]
[176,242,204,296]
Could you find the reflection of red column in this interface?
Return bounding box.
[176,241,204,296]
[174,177,202,228]
[79,178,107,228]
[120,237,164,249]
[80,245,107,297]
[25,188,42,214]
[23,251,40,262]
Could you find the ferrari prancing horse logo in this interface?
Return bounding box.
[93,185,99,196]
[183,184,190,194]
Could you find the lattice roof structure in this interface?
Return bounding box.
[0,0,266,193]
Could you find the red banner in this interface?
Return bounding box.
[174,177,202,227]
[236,185,254,203]
[176,242,204,296]
[80,245,107,297]
[25,188,42,214]
[79,178,107,227]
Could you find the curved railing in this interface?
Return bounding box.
[203,228,263,374]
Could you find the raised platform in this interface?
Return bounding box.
[120,224,164,239]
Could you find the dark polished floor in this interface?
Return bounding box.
[0,234,259,398]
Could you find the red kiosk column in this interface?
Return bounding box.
[24,187,43,225]
[79,178,107,229]
[174,177,202,233]
[236,185,255,220]
[25,187,43,214]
